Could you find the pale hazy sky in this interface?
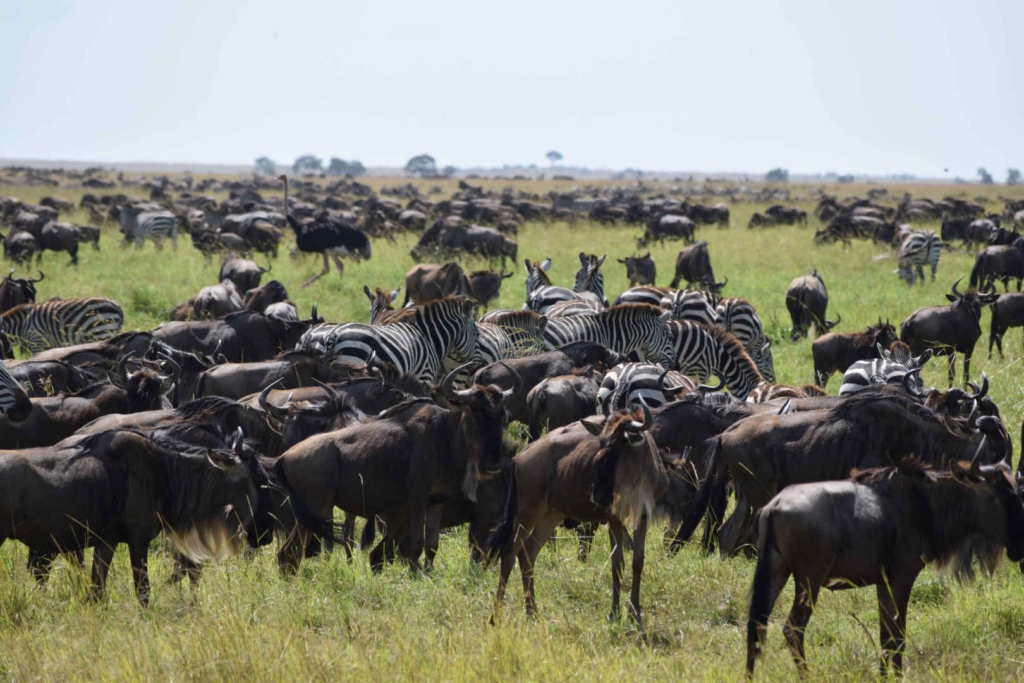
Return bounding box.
[1,0,1021,178]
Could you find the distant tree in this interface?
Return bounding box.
[837,174,855,184]
[327,157,368,176]
[254,157,276,176]
[293,155,323,174]
[546,150,563,166]
[441,165,458,177]
[1008,168,1022,185]
[978,167,994,185]
[765,168,789,182]
[405,154,437,176]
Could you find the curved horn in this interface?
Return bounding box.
[312,378,340,406]
[951,276,964,298]
[966,399,978,426]
[440,362,477,401]
[697,372,725,393]
[967,372,989,400]
[497,361,523,399]
[901,368,926,397]
[231,426,244,452]
[257,378,287,418]
[107,351,134,391]
[628,401,653,432]
[970,435,987,475]
[157,352,181,392]
[28,270,44,283]
[260,259,272,274]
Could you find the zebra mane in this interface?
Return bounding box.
[705,325,761,379]
[387,296,470,323]
[530,261,552,285]
[480,310,545,329]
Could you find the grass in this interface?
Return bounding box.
[1,175,1024,680]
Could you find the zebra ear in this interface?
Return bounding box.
[362,285,373,301]
[389,288,401,303]
[579,252,587,265]
[541,258,551,271]
[658,311,672,323]
[596,255,606,267]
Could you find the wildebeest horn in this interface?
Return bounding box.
[500,270,514,279]
[108,352,134,390]
[28,270,44,283]
[658,368,680,394]
[497,361,522,399]
[230,426,244,452]
[965,399,978,426]
[312,378,339,406]
[257,378,287,419]
[157,353,181,392]
[970,434,987,475]
[440,362,477,401]
[697,372,725,393]
[260,259,272,273]
[951,276,964,298]
[967,372,989,400]
[627,401,652,432]
[901,368,925,397]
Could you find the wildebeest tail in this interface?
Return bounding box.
[527,390,545,441]
[747,509,777,660]
[485,462,518,564]
[360,515,377,551]
[670,436,724,553]
[969,257,983,289]
[272,459,348,544]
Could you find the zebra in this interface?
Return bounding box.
[1,297,125,355]
[0,361,31,421]
[543,304,674,366]
[664,320,763,399]
[714,297,775,381]
[364,285,402,324]
[596,362,715,415]
[544,299,603,318]
[318,297,478,384]
[661,290,718,325]
[838,341,933,397]
[573,253,608,306]
[613,286,673,308]
[897,229,941,285]
[523,255,606,313]
[118,206,179,249]
[296,322,342,358]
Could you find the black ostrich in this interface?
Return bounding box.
[278,174,372,287]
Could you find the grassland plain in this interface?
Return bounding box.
[0,177,1023,681]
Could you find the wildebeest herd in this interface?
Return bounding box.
[2,167,1024,676]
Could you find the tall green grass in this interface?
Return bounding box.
[0,177,1022,680]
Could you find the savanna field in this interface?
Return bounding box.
[3,176,1024,681]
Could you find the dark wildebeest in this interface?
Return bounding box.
[901,278,998,386]
[4,230,39,264]
[152,307,323,363]
[642,214,695,246]
[970,236,1024,292]
[242,279,290,313]
[272,363,518,572]
[0,269,42,314]
[674,394,1009,557]
[617,253,656,287]
[218,254,269,295]
[526,366,604,440]
[746,454,1024,676]
[765,205,807,226]
[466,269,514,310]
[747,213,776,229]
[487,405,668,624]
[810,318,897,388]
[38,222,82,265]
[0,354,178,449]
[668,242,726,292]
[403,262,469,306]
[4,359,94,397]
[194,350,340,401]
[988,292,1024,358]
[169,280,244,321]
[473,342,623,424]
[785,269,839,340]
[0,429,269,605]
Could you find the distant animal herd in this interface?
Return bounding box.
[1,165,1024,675]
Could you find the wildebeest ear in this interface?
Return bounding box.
[945,294,958,302]
[617,257,627,264]
[207,448,242,471]
[581,418,604,436]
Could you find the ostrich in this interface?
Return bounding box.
[278,174,372,287]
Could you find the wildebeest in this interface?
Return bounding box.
[4,358,94,397]
[0,428,269,604]
[811,318,897,387]
[193,350,340,401]
[0,269,42,313]
[970,237,1024,292]
[617,253,656,287]
[403,262,469,306]
[764,205,807,226]
[169,280,244,321]
[466,269,514,310]
[901,278,998,385]
[785,269,839,340]
[988,292,1024,358]
[746,454,1024,676]
[242,279,290,313]
[642,214,695,246]
[488,405,668,624]
[273,363,517,572]
[152,307,323,363]
[218,254,270,294]
[526,366,603,440]
[669,242,726,292]
[38,221,83,265]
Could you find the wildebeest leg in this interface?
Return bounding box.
[608,520,627,620]
[405,500,429,573]
[88,543,116,602]
[277,524,310,575]
[424,504,443,571]
[717,494,749,556]
[336,512,356,561]
[168,553,202,591]
[576,522,596,561]
[492,540,524,624]
[962,345,974,386]
[627,515,649,625]
[877,577,914,676]
[521,515,561,616]
[947,352,956,387]
[128,541,151,607]
[782,579,821,673]
[27,550,57,585]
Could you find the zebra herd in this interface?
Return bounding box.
[0,297,125,356]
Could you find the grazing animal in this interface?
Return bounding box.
[811,318,898,387]
[746,455,1024,676]
[527,367,604,440]
[618,253,656,287]
[363,285,402,324]
[785,269,839,340]
[970,236,1024,292]
[0,269,42,314]
[403,262,469,306]
[465,269,514,310]
[1,297,124,355]
[154,308,322,364]
[715,297,775,381]
[988,292,1024,358]
[118,206,178,249]
[901,278,998,385]
[613,285,673,308]
[169,280,244,321]
[660,290,717,326]
[897,230,942,285]
[542,304,674,368]
[642,214,696,246]
[596,362,718,414]
[669,242,727,292]
[488,405,668,624]
[665,321,763,399]
[218,254,269,295]
[242,280,291,314]
[38,222,83,265]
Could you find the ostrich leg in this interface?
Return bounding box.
[300,253,331,288]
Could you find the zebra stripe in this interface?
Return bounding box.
[838,359,919,396]
[1,298,125,355]
[661,290,717,325]
[665,321,762,399]
[316,297,478,383]
[365,286,402,324]
[596,362,697,415]
[543,298,603,318]
[119,207,178,249]
[613,286,673,307]
[542,304,673,366]
[715,297,775,381]
[0,361,29,417]
[573,253,608,305]
[524,255,607,313]
[897,230,941,284]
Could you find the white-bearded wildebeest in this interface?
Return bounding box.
[4,358,94,397]
[487,405,667,625]
[0,428,270,605]
[526,366,604,440]
[988,292,1024,358]
[272,362,519,572]
[970,236,1024,292]
[900,278,998,386]
[746,452,1024,676]
[168,279,244,321]
[0,268,42,314]
[668,242,727,292]
[785,269,840,340]
[810,318,897,388]
[617,253,656,287]
[218,253,270,294]
[403,262,470,306]
[674,393,1010,556]
[152,307,323,363]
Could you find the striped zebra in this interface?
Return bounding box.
[838,341,932,397]
[1,297,125,355]
[118,206,179,249]
[715,297,775,381]
[573,253,608,306]
[665,320,763,399]
[596,362,708,415]
[543,304,674,366]
[613,286,672,307]
[897,230,941,285]
[474,311,548,360]
[523,255,606,313]
[318,297,478,383]
[544,299,603,318]
[363,285,402,324]
[661,290,718,325]
[296,322,341,358]
[0,362,31,420]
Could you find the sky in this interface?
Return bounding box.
[1,0,1021,178]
